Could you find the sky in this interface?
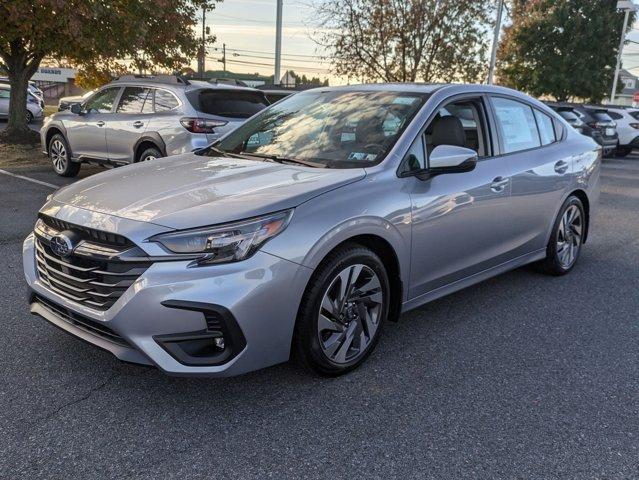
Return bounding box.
[204,0,639,85]
[201,0,334,81]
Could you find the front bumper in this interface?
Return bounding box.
[23,233,312,377]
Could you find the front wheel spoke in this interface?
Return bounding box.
[322,331,346,358]
[318,313,342,333]
[332,326,356,363]
[321,295,339,319]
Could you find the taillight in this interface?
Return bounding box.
[180,117,228,133]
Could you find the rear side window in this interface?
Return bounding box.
[534,109,556,145]
[117,87,151,113]
[189,89,268,118]
[492,97,541,153]
[629,111,639,121]
[154,89,180,112]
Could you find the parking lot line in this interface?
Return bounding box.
[0,168,57,189]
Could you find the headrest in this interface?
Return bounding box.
[431,115,466,148]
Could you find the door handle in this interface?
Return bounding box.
[490,176,509,192]
[554,160,569,174]
[132,121,144,128]
[96,121,105,127]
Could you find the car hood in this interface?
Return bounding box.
[51,153,366,230]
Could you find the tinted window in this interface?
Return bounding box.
[590,111,613,123]
[607,111,623,120]
[154,90,179,112]
[85,88,120,114]
[629,111,639,121]
[492,97,541,153]
[117,87,151,113]
[190,90,268,118]
[0,89,9,99]
[558,110,578,121]
[534,109,556,145]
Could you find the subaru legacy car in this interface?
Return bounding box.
[40,75,269,177]
[24,84,600,377]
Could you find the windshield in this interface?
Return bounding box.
[212,90,428,168]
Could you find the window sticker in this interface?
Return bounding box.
[494,106,534,146]
[348,152,378,162]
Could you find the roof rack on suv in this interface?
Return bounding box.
[113,75,190,86]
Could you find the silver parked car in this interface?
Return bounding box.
[40,75,269,176]
[24,84,600,377]
[0,84,44,123]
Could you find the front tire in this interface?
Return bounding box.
[293,245,390,376]
[540,196,585,276]
[49,134,80,177]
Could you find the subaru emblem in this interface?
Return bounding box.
[49,232,75,258]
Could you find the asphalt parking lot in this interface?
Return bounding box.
[1,156,638,479]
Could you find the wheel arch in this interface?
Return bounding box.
[569,189,590,243]
[133,134,166,162]
[302,233,404,324]
[45,126,67,155]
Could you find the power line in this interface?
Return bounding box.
[212,46,322,59]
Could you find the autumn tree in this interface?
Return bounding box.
[496,0,634,102]
[0,0,220,143]
[316,0,493,83]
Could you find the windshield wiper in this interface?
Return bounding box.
[239,152,327,168]
[207,145,250,160]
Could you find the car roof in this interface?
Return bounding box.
[107,76,264,94]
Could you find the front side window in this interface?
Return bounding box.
[154,90,180,112]
[214,90,428,168]
[534,109,556,145]
[492,97,541,153]
[116,87,151,114]
[85,87,120,114]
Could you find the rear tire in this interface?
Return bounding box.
[49,134,80,177]
[539,196,585,276]
[293,244,390,376]
[136,146,162,163]
[616,146,632,157]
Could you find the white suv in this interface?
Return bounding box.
[604,106,639,156]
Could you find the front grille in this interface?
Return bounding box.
[34,295,129,347]
[34,217,151,311]
[40,214,131,247]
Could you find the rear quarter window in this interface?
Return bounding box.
[188,89,268,118]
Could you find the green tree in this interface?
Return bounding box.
[316,0,493,83]
[0,0,220,143]
[496,0,634,102]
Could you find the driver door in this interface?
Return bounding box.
[404,95,516,299]
[65,86,121,160]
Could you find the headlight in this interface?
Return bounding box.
[149,209,293,265]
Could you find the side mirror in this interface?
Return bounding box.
[70,103,83,115]
[428,145,477,174]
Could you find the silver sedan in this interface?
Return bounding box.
[23,83,600,377]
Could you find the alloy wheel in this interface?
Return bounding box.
[556,204,582,268]
[50,139,67,173]
[142,155,156,162]
[317,264,384,364]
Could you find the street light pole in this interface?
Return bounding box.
[487,0,504,85]
[611,2,635,103]
[274,0,283,85]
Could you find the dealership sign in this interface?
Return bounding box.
[32,67,76,83]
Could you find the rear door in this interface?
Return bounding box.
[489,95,572,256]
[64,86,121,160]
[105,86,153,163]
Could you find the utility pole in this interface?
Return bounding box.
[274,0,283,84]
[487,0,504,85]
[611,1,637,103]
[222,43,226,72]
[199,5,206,79]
